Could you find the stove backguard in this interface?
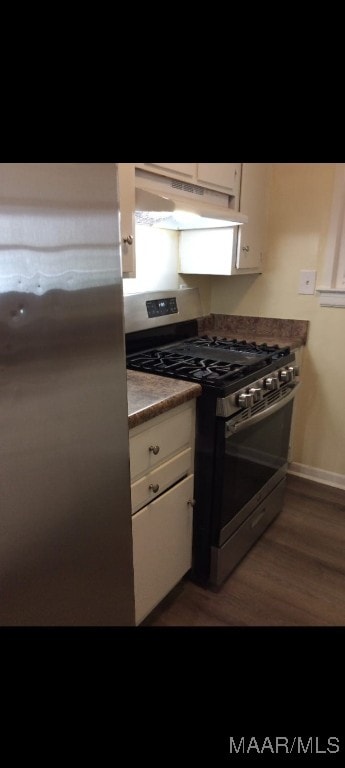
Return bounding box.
[124,287,203,335]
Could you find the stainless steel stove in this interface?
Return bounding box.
[125,289,300,587]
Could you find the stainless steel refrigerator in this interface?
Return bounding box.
[0,163,135,625]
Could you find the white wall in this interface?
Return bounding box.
[123,224,212,315]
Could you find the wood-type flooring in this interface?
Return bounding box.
[145,474,345,626]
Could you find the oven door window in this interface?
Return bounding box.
[214,399,294,536]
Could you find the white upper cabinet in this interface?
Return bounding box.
[117,163,136,277]
[143,163,195,178]
[179,227,239,276]
[237,163,271,273]
[121,163,270,278]
[196,163,241,196]
[179,163,270,276]
[136,163,241,196]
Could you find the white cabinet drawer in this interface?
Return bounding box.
[129,404,193,481]
[131,447,192,514]
[132,474,194,625]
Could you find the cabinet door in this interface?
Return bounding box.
[179,227,238,275]
[237,163,270,272]
[132,474,194,624]
[117,163,136,277]
[144,163,195,178]
[197,163,241,194]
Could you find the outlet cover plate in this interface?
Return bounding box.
[299,270,316,295]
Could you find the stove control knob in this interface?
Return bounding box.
[279,368,292,383]
[249,386,263,402]
[288,365,300,379]
[238,392,254,408]
[265,375,279,391]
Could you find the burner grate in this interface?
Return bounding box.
[126,335,291,392]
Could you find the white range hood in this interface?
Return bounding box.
[135,169,247,231]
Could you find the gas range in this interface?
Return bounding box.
[125,288,300,588]
[125,289,298,418]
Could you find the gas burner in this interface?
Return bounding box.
[193,335,287,358]
[129,349,268,387]
[126,332,292,394]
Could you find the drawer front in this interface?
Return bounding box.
[131,447,192,514]
[130,406,193,481]
[132,474,194,625]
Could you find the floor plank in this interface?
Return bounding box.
[145,475,345,626]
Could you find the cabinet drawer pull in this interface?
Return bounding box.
[187,498,196,507]
[149,483,160,493]
[123,234,134,245]
[149,445,160,455]
[242,245,250,252]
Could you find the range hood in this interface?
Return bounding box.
[135,169,248,230]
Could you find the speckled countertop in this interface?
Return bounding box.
[197,314,309,349]
[127,370,201,429]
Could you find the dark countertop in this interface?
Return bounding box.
[127,370,201,429]
[197,314,309,349]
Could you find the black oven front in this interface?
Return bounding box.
[192,384,300,587]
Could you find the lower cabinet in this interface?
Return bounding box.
[132,474,194,625]
[129,400,196,625]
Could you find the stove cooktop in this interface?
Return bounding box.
[126,335,291,391]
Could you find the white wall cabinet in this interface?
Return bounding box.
[178,163,270,276]
[196,163,241,196]
[179,227,239,276]
[129,400,196,625]
[237,163,270,273]
[121,163,270,278]
[135,162,241,196]
[118,163,136,277]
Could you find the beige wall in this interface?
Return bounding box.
[210,163,345,479]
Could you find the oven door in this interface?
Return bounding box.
[212,385,300,546]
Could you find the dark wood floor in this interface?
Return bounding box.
[145,474,345,626]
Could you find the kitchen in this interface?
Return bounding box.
[123,162,345,625]
[124,163,345,490]
[0,163,344,627]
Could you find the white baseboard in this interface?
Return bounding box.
[288,462,345,491]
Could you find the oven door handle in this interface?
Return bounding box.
[225,383,301,435]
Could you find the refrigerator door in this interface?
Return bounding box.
[0,163,135,625]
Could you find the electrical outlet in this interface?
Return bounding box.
[298,270,316,295]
